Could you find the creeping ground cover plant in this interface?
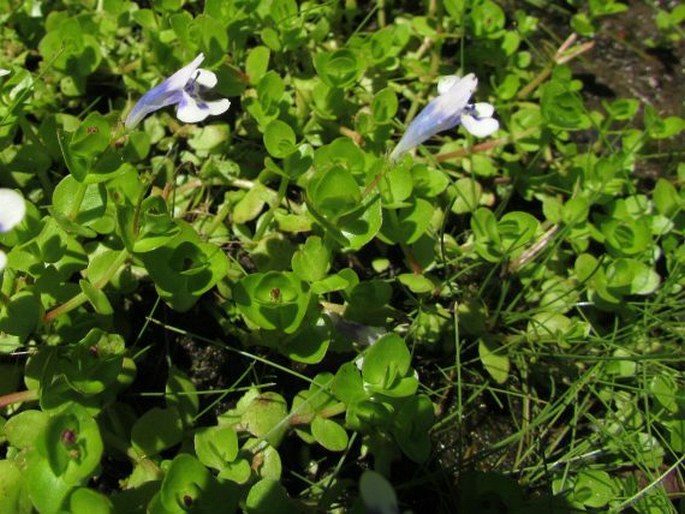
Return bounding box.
[0,1,684,513]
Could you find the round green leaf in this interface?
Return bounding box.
[159,454,211,513]
[311,416,348,452]
[37,405,104,485]
[264,120,297,158]
[194,426,239,470]
[308,165,362,221]
[381,198,434,244]
[131,407,183,458]
[372,88,398,123]
[69,488,113,514]
[291,236,330,283]
[314,49,364,89]
[245,479,291,514]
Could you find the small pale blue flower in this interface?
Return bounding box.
[0,188,26,272]
[390,73,499,161]
[125,53,230,130]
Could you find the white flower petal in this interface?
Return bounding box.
[205,98,230,116]
[164,53,205,92]
[437,75,461,95]
[0,250,6,272]
[0,189,26,233]
[176,93,210,123]
[443,73,477,101]
[462,114,499,137]
[176,90,230,123]
[194,69,217,89]
[0,69,9,77]
[473,102,495,118]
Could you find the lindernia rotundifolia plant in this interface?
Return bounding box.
[0,188,26,272]
[125,52,230,129]
[390,73,499,161]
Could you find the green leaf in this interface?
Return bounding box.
[243,438,282,480]
[311,416,348,452]
[573,470,618,508]
[332,362,366,405]
[478,338,509,384]
[3,410,49,449]
[393,395,434,462]
[650,375,678,413]
[381,198,434,244]
[470,0,506,37]
[257,71,285,115]
[281,315,331,364]
[359,471,399,514]
[0,460,31,514]
[79,279,113,315]
[192,15,229,66]
[603,98,639,120]
[219,390,288,447]
[159,454,211,513]
[291,236,330,282]
[379,165,413,207]
[397,273,434,294]
[245,479,291,514]
[653,178,682,217]
[166,366,199,429]
[194,425,239,470]
[131,407,183,458]
[410,164,449,197]
[561,196,590,225]
[233,184,275,224]
[307,165,361,221]
[69,488,113,514]
[51,175,107,235]
[36,405,104,485]
[264,120,297,158]
[541,78,590,130]
[362,334,417,397]
[314,49,364,89]
[338,195,383,250]
[246,46,271,85]
[139,224,229,312]
[601,218,652,256]
[0,291,42,343]
[451,178,482,214]
[25,454,73,514]
[234,271,312,334]
[371,88,398,123]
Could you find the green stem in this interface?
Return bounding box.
[253,177,289,241]
[202,197,232,238]
[43,248,129,322]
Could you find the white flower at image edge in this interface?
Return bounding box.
[390,73,499,161]
[0,189,27,272]
[0,69,9,77]
[125,53,230,129]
